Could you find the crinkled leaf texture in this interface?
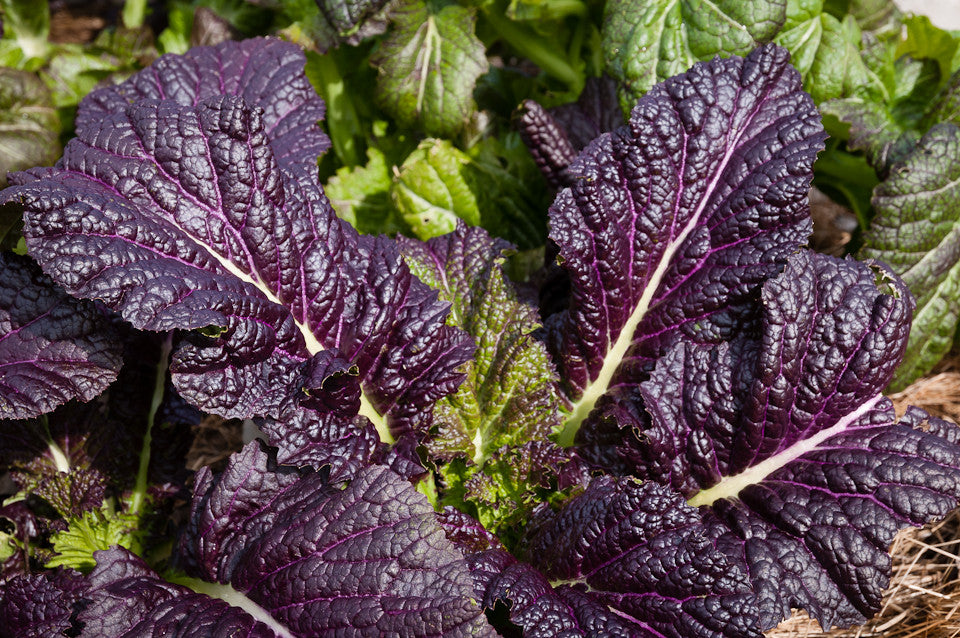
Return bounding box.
[173,441,493,636]
[0,569,86,638]
[859,123,960,390]
[74,38,330,175]
[460,479,760,638]
[78,547,278,638]
[400,224,572,536]
[399,224,562,463]
[580,251,960,630]
[547,44,825,442]
[0,252,122,420]
[371,0,488,137]
[516,76,623,189]
[602,0,786,110]
[316,0,391,35]
[0,68,61,188]
[2,44,472,439]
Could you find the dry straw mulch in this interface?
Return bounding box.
[768,353,960,638]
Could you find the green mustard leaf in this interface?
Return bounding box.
[391,137,549,247]
[602,0,786,110]
[896,14,959,82]
[400,224,566,541]
[860,124,960,391]
[391,139,479,239]
[0,0,49,61]
[371,0,488,137]
[399,224,562,464]
[0,68,59,188]
[326,147,409,235]
[46,507,143,572]
[776,11,873,103]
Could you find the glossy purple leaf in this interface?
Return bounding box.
[257,407,379,478]
[178,441,494,637]
[523,477,761,638]
[1,333,197,508]
[74,38,329,175]
[517,76,622,188]
[468,549,587,637]
[5,93,471,439]
[604,251,960,629]
[547,44,825,443]
[516,100,579,189]
[78,548,277,638]
[0,569,85,638]
[0,253,122,420]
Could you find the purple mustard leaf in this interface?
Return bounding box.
[371,431,428,481]
[0,569,85,638]
[523,477,761,638]
[257,407,380,479]
[1,332,198,507]
[0,500,40,578]
[4,92,471,440]
[547,44,825,444]
[0,252,123,420]
[468,549,588,637]
[517,76,623,188]
[78,547,278,638]
[551,77,624,151]
[609,251,960,630]
[436,506,502,555]
[451,481,760,637]
[74,38,329,175]
[178,441,494,637]
[516,100,579,189]
[299,349,361,417]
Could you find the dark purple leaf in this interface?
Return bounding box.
[550,77,624,150]
[74,38,329,175]
[0,252,122,420]
[468,549,587,637]
[546,44,825,444]
[606,251,960,629]
[0,500,38,578]
[257,407,379,479]
[5,93,471,439]
[372,431,427,481]
[516,100,579,189]
[1,332,196,505]
[436,507,501,555]
[0,569,85,638]
[78,547,277,638]
[178,441,494,636]
[517,76,623,188]
[523,478,761,638]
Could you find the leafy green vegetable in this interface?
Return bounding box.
[775,5,873,103]
[326,147,406,235]
[371,0,488,137]
[391,137,547,247]
[860,124,960,391]
[400,225,561,464]
[392,139,480,238]
[0,0,49,62]
[46,507,143,571]
[602,0,785,110]
[399,224,567,540]
[0,68,59,187]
